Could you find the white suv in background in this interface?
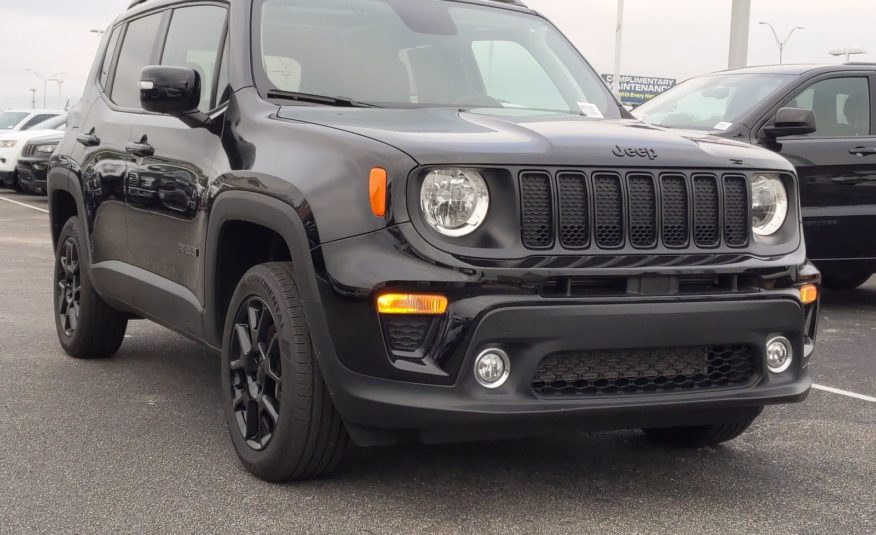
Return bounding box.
[0,114,66,191]
[0,109,65,133]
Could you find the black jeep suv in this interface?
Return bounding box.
[49,0,820,481]
[635,64,876,289]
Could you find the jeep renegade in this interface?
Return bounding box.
[49,0,820,481]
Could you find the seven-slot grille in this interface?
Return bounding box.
[520,170,751,251]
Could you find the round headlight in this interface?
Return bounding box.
[751,174,788,237]
[420,169,489,237]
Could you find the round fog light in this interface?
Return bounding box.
[766,336,793,373]
[474,349,510,389]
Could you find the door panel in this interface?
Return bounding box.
[769,74,876,260]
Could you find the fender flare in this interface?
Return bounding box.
[203,190,325,347]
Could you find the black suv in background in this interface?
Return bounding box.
[636,64,876,289]
[49,0,819,481]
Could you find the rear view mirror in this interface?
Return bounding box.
[139,66,201,117]
[763,107,816,138]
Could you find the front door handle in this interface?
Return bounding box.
[76,128,100,147]
[850,146,876,156]
[125,136,154,157]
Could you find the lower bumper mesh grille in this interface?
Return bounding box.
[532,345,758,397]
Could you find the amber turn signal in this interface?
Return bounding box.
[369,167,388,217]
[377,293,448,315]
[799,284,818,305]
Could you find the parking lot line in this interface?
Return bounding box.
[0,195,49,214]
[812,383,876,402]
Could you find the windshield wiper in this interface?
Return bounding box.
[266,90,380,108]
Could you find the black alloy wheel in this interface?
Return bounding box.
[229,297,283,451]
[57,237,81,337]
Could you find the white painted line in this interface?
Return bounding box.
[0,195,49,214]
[812,384,876,402]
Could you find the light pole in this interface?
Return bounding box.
[24,69,63,108]
[759,22,804,64]
[829,46,867,63]
[611,0,625,97]
[49,78,65,108]
[29,89,37,109]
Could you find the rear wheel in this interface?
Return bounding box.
[221,262,349,482]
[643,410,761,448]
[53,217,128,358]
[820,267,872,291]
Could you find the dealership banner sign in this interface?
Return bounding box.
[601,74,677,106]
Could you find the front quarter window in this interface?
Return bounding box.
[255,0,619,117]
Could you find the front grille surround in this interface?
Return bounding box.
[518,169,757,254]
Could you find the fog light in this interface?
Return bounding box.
[474,349,510,389]
[766,336,793,373]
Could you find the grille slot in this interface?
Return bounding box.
[532,345,758,397]
[627,174,657,248]
[593,173,624,248]
[557,172,590,248]
[693,175,720,248]
[22,144,38,157]
[660,174,689,248]
[520,172,554,249]
[723,175,749,247]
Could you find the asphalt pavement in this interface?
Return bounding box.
[0,190,873,535]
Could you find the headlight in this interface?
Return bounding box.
[0,140,17,148]
[420,169,490,237]
[751,174,788,237]
[34,144,57,154]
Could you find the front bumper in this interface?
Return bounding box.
[16,157,49,193]
[310,225,819,445]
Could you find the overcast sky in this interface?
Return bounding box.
[1,0,875,110]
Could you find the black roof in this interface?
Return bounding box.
[710,63,876,76]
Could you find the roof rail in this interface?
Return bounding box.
[127,0,149,9]
[486,0,528,6]
[845,62,876,66]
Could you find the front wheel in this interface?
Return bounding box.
[643,409,761,448]
[221,262,349,482]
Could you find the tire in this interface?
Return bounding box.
[9,171,21,192]
[643,409,761,448]
[53,217,128,358]
[221,262,349,482]
[820,268,872,291]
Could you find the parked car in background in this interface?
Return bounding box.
[0,114,66,191]
[634,64,876,289]
[16,133,62,195]
[0,109,65,133]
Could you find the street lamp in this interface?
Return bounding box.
[48,78,65,108]
[759,22,804,64]
[829,46,867,63]
[90,29,105,35]
[24,69,64,109]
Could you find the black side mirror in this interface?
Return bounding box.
[139,66,201,116]
[763,107,817,138]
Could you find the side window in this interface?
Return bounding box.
[22,114,57,130]
[161,5,227,112]
[786,77,870,138]
[111,13,163,108]
[99,26,122,88]
[472,40,566,111]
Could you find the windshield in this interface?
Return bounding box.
[29,114,67,131]
[633,73,794,130]
[255,0,619,117]
[0,112,29,130]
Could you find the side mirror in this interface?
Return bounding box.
[763,107,816,138]
[139,66,200,116]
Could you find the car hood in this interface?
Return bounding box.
[0,128,64,143]
[276,107,793,171]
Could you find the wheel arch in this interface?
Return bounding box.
[204,189,325,348]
